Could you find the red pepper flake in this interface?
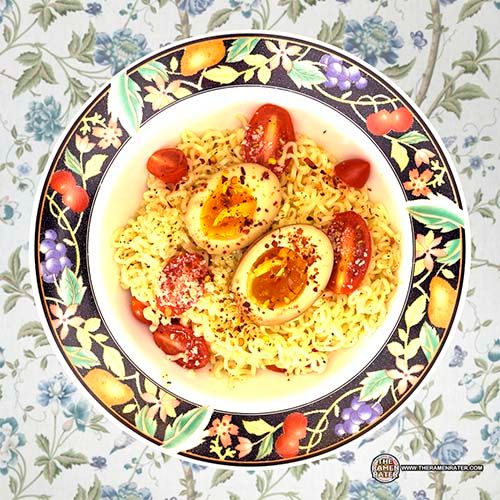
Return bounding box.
[304,158,317,169]
[157,252,209,316]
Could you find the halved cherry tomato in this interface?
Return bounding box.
[182,336,210,369]
[62,186,89,212]
[242,104,296,177]
[275,433,299,458]
[147,148,188,184]
[131,296,151,325]
[157,253,209,316]
[366,109,392,136]
[283,412,308,440]
[50,170,77,194]
[326,211,372,294]
[153,324,210,369]
[266,364,286,373]
[334,159,371,188]
[153,324,188,355]
[391,107,414,133]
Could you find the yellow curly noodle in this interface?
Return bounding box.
[113,125,400,380]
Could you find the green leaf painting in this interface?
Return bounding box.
[242,419,275,436]
[398,131,429,145]
[102,345,125,378]
[64,346,100,368]
[57,268,86,306]
[406,198,465,232]
[208,8,233,30]
[255,432,274,460]
[436,239,462,265]
[419,322,440,362]
[137,61,169,82]
[135,407,158,437]
[64,149,83,176]
[405,295,427,329]
[391,140,410,171]
[288,60,326,89]
[227,37,259,62]
[108,72,144,136]
[360,370,393,401]
[317,12,346,47]
[83,154,107,180]
[163,407,212,452]
[203,66,240,84]
[55,450,88,469]
[383,58,416,80]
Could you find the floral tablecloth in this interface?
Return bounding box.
[0,1,499,499]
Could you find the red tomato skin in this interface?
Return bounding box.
[326,211,372,295]
[391,107,414,133]
[181,336,210,370]
[157,253,209,316]
[50,170,77,194]
[153,324,210,370]
[241,104,296,176]
[366,110,392,136]
[147,148,188,184]
[62,186,89,212]
[131,296,151,325]
[283,413,308,440]
[153,324,188,355]
[275,433,300,458]
[334,159,371,188]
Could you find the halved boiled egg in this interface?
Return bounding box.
[232,224,334,326]
[185,163,282,254]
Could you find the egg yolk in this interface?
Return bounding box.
[249,247,307,309]
[201,175,257,240]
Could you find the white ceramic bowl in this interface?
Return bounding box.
[88,85,414,414]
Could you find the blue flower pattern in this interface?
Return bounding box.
[101,482,153,500]
[94,28,149,74]
[0,0,12,24]
[344,15,404,66]
[489,340,500,362]
[178,0,214,16]
[85,2,102,16]
[0,418,26,475]
[431,432,468,464]
[24,96,63,143]
[17,162,31,175]
[63,400,91,430]
[413,491,430,500]
[229,0,261,17]
[481,424,500,468]
[410,31,428,50]
[338,450,355,464]
[0,196,20,225]
[90,455,108,469]
[349,479,406,500]
[463,135,478,148]
[37,373,77,408]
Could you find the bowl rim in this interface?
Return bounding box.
[30,28,471,470]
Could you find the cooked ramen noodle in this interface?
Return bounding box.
[113,113,400,379]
